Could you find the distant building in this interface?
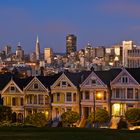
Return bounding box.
[35,36,40,61]
[122,40,134,67]
[4,45,12,56]
[95,46,105,58]
[44,48,53,64]
[30,52,36,62]
[127,48,140,68]
[66,34,77,55]
[16,43,24,61]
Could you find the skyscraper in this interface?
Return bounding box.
[66,34,77,55]
[16,42,24,61]
[4,45,12,56]
[44,48,53,64]
[122,40,134,67]
[35,36,40,61]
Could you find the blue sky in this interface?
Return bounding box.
[0,0,140,53]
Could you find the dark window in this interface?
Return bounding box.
[135,89,139,99]
[62,81,67,87]
[91,79,96,85]
[127,88,133,99]
[85,91,90,100]
[12,98,16,106]
[67,108,72,111]
[10,86,15,92]
[122,76,128,84]
[73,93,76,102]
[34,95,37,104]
[116,89,120,98]
[20,98,23,106]
[66,92,72,101]
[56,93,60,102]
[38,95,44,104]
[104,91,106,100]
[34,83,39,89]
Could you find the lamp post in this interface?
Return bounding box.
[93,91,96,128]
[93,91,102,128]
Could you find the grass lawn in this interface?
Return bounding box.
[0,127,139,140]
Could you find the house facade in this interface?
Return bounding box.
[0,68,140,122]
[80,71,109,118]
[51,73,80,120]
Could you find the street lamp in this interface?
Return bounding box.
[93,91,102,128]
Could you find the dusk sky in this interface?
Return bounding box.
[0,0,140,53]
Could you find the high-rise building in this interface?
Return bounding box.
[16,42,24,61]
[122,41,134,67]
[44,48,53,64]
[30,52,36,62]
[66,34,77,55]
[4,45,12,56]
[35,36,40,61]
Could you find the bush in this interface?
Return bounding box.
[61,111,80,127]
[88,109,110,124]
[25,113,48,127]
[117,118,128,129]
[0,106,12,121]
[125,108,140,125]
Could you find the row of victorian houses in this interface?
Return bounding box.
[0,67,140,123]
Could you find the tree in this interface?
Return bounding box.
[0,105,12,121]
[88,109,110,125]
[25,112,48,127]
[61,111,80,127]
[125,108,140,125]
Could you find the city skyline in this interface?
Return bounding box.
[1,0,140,53]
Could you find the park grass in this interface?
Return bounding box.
[0,127,139,140]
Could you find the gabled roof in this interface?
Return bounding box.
[37,73,62,89]
[13,76,34,90]
[126,68,140,84]
[0,74,12,90]
[64,71,83,88]
[95,68,122,86]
